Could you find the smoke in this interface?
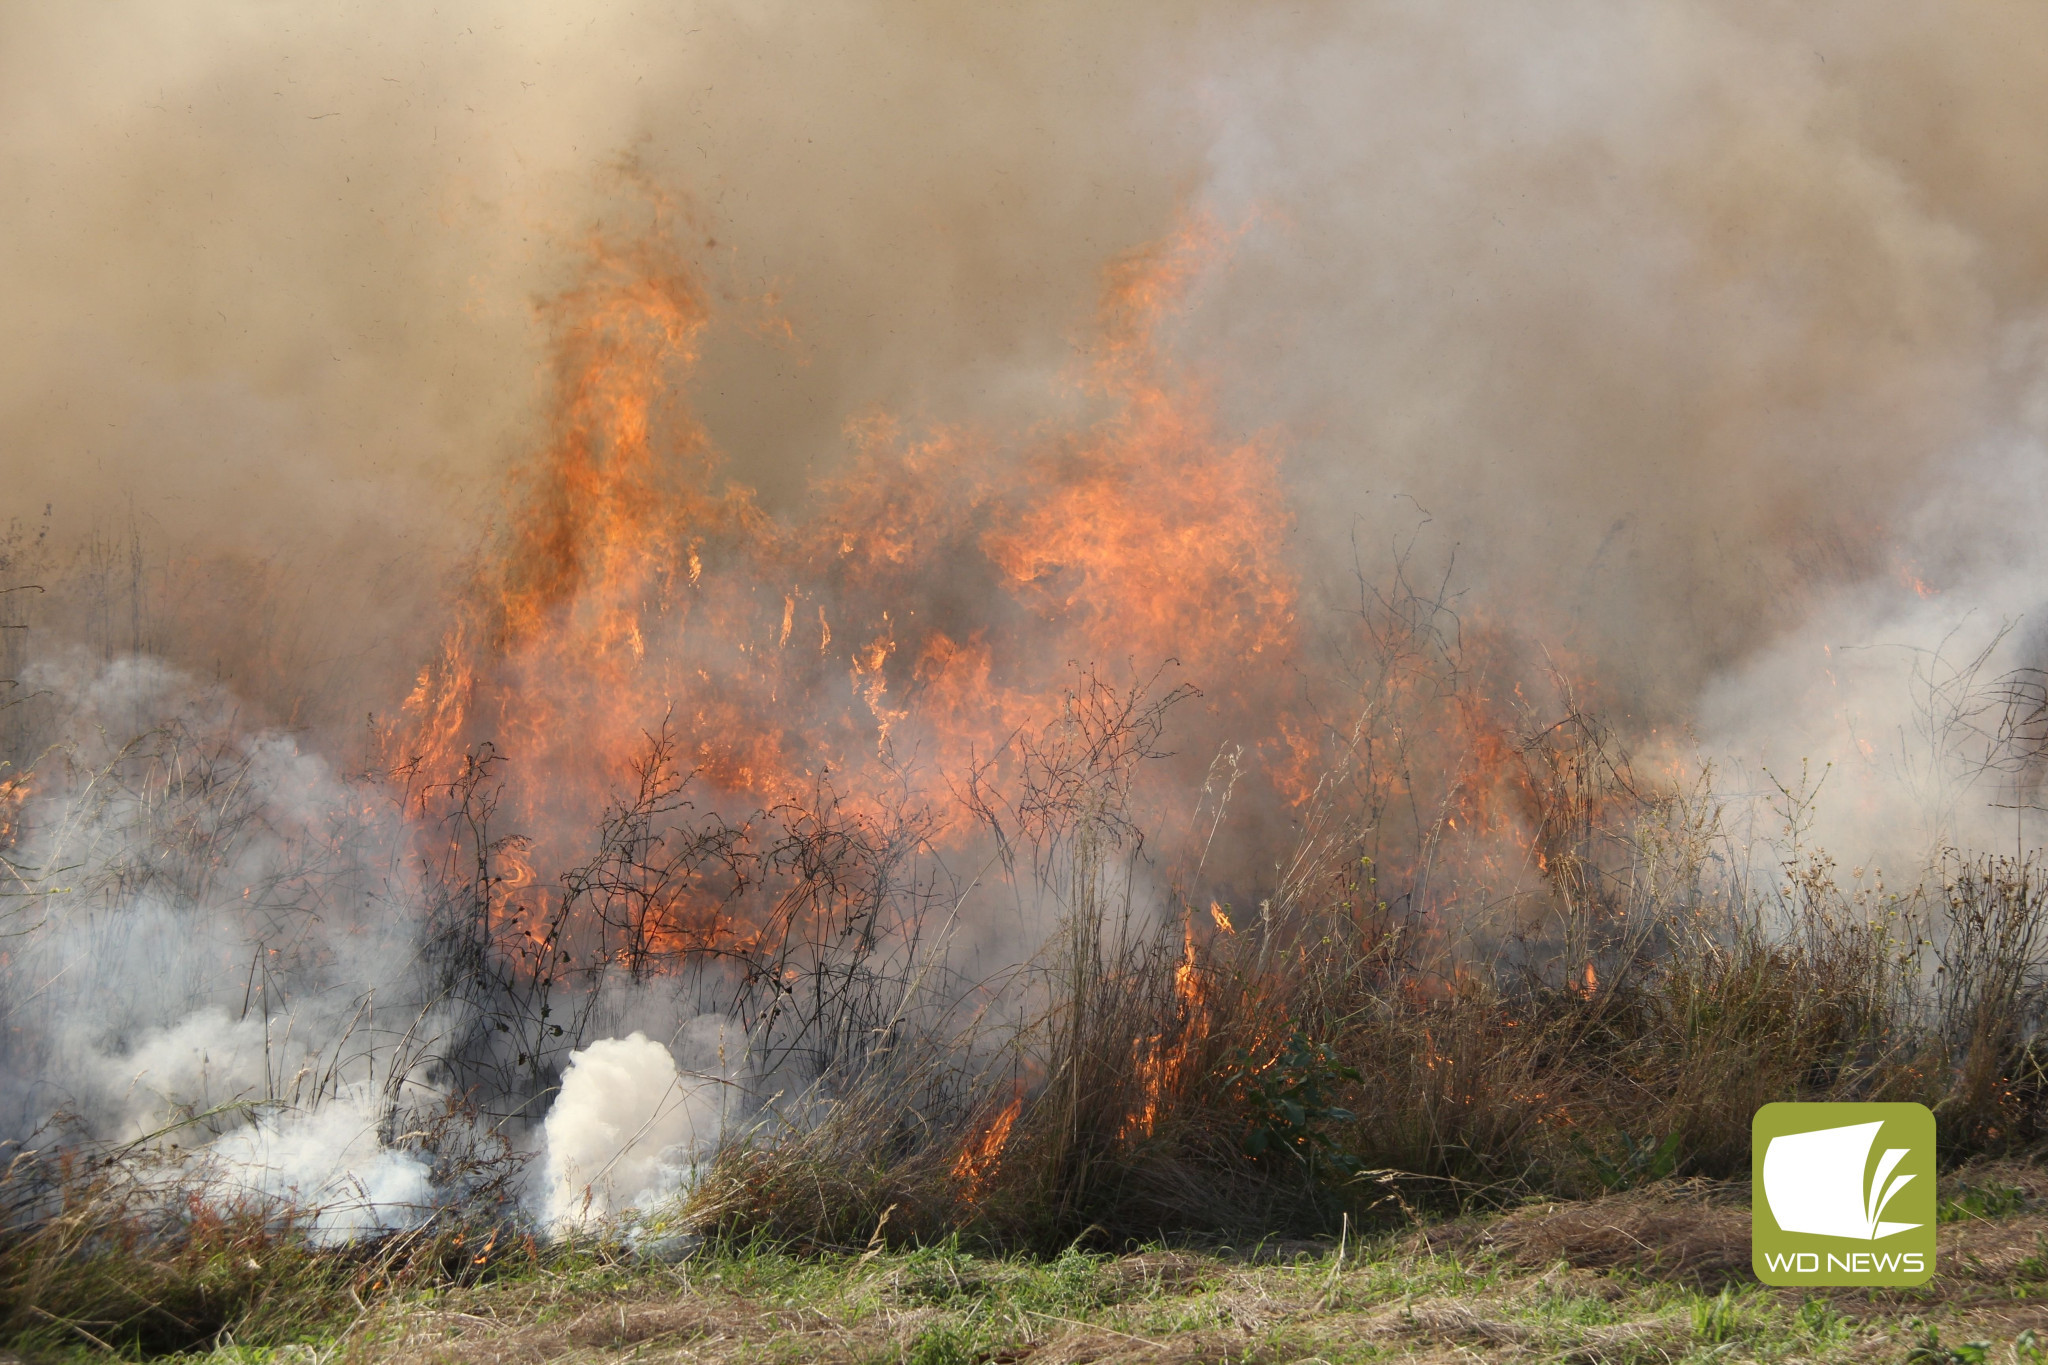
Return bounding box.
[197,1091,436,1246]
[6,1,2048,1230]
[0,652,461,1236]
[5,3,2045,748]
[537,1025,731,1230]
[1695,424,2048,872]
[1184,6,2031,702]
[0,2,1206,736]
[0,651,751,1237]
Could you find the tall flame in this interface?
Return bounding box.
[398,214,1300,899]
[391,206,1613,1141]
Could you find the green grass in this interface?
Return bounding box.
[8,1159,2048,1361]
[1939,1180,2030,1224]
[5,1187,2035,1363]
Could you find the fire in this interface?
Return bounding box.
[1175,921,1205,1008]
[1896,559,1939,598]
[952,1091,1022,1197]
[1124,917,1211,1139]
[384,196,1631,1112]
[982,225,1295,673]
[394,210,1304,953]
[0,771,26,848]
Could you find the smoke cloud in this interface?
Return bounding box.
[4,4,2045,749]
[0,652,457,1237]
[7,4,2046,721]
[5,0,2048,1227]
[538,1028,729,1230]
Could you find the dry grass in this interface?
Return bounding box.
[0,1147,537,1358]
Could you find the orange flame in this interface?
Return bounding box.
[952,1092,1022,1198]
[387,200,1627,1058]
[0,772,26,847]
[394,211,1306,956]
[1124,918,1210,1139]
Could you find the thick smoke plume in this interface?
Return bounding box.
[539,1028,730,1229]
[10,2,2044,713]
[5,1,2048,1233]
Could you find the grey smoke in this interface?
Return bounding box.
[0,653,454,1237]
[0,653,753,1236]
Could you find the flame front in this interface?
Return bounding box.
[1125,918,1212,1140]
[391,206,1615,1139]
[397,214,1304,938]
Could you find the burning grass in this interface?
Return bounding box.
[8,216,2048,1358]
[10,543,2048,1354]
[8,543,2048,1356]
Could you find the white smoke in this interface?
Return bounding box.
[537,1025,731,1230]
[0,652,456,1236]
[1699,415,2048,873]
[0,650,760,1240]
[194,1090,435,1245]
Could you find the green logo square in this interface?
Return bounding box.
[1752,1102,1936,1286]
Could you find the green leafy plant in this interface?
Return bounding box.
[1937,1180,2027,1224]
[904,1321,978,1365]
[1907,1324,1992,1365]
[1224,1030,1363,1180]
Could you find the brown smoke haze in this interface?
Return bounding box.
[4,1,2047,841]
[9,1,2048,1249]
